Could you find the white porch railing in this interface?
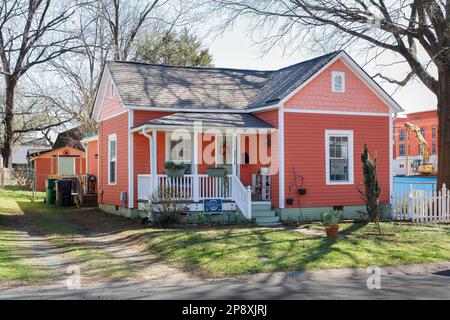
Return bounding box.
[392,184,450,223]
[231,175,252,219]
[138,174,233,201]
[199,175,232,199]
[137,173,252,219]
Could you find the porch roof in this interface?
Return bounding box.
[132,112,274,131]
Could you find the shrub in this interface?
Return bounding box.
[145,186,189,227]
[358,144,383,235]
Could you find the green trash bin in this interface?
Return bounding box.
[45,178,57,205]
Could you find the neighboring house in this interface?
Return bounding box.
[11,137,50,170]
[89,50,402,224]
[393,109,438,176]
[28,128,86,191]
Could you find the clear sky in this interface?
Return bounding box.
[200,24,437,115]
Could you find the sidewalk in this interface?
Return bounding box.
[1,261,449,300]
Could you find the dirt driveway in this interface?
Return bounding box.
[0,198,196,287]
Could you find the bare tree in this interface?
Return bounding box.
[97,0,163,61]
[0,0,85,168]
[209,0,450,188]
[44,3,109,136]
[96,0,199,61]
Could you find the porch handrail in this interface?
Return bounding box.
[231,175,252,219]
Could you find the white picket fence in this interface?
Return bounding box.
[392,183,450,223]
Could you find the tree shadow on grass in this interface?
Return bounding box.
[143,225,364,275]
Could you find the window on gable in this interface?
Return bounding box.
[325,130,354,185]
[332,71,345,93]
[108,134,117,185]
[110,81,116,97]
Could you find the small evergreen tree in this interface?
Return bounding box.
[358,144,382,234]
[134,29,213,67]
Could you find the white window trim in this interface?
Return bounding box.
[108,133,117,185]
[165,132,193,163]
[332,71,345,93]
[325,130,354,185]
[110,80,117,97]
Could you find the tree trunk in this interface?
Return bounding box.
[1,77,17,169]
[437,69,450,189]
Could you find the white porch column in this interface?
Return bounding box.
[232,132,237,176]
[236,132,241,178]
[193,127,200,202]
[150,130,158,193]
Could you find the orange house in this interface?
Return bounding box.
[90,51,402,224]
[28,146,86,192]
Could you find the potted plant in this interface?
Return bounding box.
[206,167,227,177]
[164,161,186,177]
[321,210,342,238]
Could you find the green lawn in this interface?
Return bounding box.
[144,222,450,276]
[0,186,48,284]
[0,228,47,284]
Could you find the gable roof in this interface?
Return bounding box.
[106,51,341,111]
[97,50,402,117]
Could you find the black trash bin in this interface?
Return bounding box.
[56,179,73,207]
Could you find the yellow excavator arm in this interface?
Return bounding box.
[404,122,434,174]
[405,122,430,163]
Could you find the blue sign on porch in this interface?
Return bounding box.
[204,199,223,213]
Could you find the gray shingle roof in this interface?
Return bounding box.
[134,112,274,129]
[107,51,341,111]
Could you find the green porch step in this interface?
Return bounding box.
[251,203,281,227]
[251,210,277,218]
[251,203,272,211]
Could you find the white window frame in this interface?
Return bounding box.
[325,130,354,185]
[332,71,345,93]
[110,80,117,97]
[165,131,193,164]
[108,133,117,185]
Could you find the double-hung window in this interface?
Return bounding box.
[325,130,354,185]
[108,134,117,185]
